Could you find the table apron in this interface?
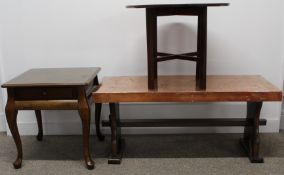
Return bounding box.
[13,87,78,101]
[14,100,79,110]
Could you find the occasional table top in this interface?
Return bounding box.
[2,67,101,87]
[93,75,282,103]
[127,3,229,9]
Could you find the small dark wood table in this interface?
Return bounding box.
[127,3,229,90]
[1,67,104,170]
[93,75,282,164]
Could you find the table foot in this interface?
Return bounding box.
[13,158,22,169]
[239,138,264,163]
[249,157,264,163]
[97,134,105,142]
[85,159,95,170]
[108,139,124,164]
[36,134,43,141]
[108,157,122,164]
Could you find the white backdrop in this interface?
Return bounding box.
[0,80,5,132]
[0,0,283,135]
[0,24,6,132]
[0,89,4,132]
[281,1,284,130]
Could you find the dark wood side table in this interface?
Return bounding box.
[127,3,229,90]
[1,67,104,170]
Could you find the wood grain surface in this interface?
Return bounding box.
[2,67,101,87]
[93,75,282,103]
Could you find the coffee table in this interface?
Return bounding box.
[93,75,282,164]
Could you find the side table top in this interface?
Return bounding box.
[127,3,229,9]
[2,67,101,88]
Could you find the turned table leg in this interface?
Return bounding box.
[5,89,22,169]
[108,103,124,164]
[78,88,94,170]
[35,110,43,141]
[240,102,264,163]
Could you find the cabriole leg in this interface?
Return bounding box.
[95,103,105,141]
[78,88,94,170]
[5,89,22,169]
[35,110,43,141]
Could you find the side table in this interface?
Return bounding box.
[127,3,229,90]
[1,67,104,170]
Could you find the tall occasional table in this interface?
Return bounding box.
[1,67,104,170]
[127,3,229,90]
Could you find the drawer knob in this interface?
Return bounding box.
[42,91,47,96]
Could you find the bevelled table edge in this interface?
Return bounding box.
[126,3,230,9]
[1,67,101,88]
[92,91,282,103]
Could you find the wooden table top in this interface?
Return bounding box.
[2,67,101,88]
[127,3,229,9]
[93,75,282,103]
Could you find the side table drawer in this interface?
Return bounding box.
[14,87,77,100]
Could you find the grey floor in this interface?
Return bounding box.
[0,132,284,175]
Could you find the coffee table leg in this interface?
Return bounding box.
[78,88,94,170]
[108,103,124,164]
[95,103,105,141]
[94,76,105,141]
[240,102,264,163]
[5,90,22,169]
[35,110,43,141]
